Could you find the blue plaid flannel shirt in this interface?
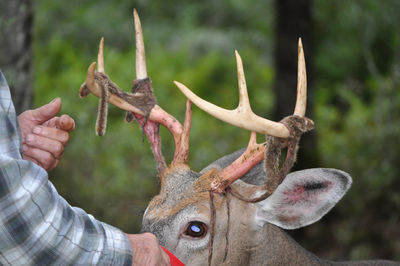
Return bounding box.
[0,71,132,265]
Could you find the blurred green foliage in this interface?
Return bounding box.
[304,0,400,260]
[34,0,275,232]
[32,0,399,261]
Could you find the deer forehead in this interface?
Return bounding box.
[145,166,221,220]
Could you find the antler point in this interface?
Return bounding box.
[89,61,96,69]
[235,50,241,59]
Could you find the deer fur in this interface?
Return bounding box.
[141,149,399,265]
[79,9,399,265]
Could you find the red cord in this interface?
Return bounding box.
[161,246,185,266]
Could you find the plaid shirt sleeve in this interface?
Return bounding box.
[0,71,132,265]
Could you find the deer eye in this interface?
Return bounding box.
[184,221,208,238]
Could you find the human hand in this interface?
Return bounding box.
[18,98,75,171]
[126,233,170,266]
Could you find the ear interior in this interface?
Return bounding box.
[255,168,352,230]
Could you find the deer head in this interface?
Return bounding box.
[80,10,398,266]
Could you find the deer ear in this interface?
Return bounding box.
[255,168,352,230]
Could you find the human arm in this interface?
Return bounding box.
[18,98,75,171]
[0,71,132,265]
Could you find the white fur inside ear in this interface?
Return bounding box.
[254,168,352,230]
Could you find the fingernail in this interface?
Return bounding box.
[26,134,35,143]
[33,127,42,134]
[22,145,28,152]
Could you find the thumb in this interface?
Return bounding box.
[31,98,62,123]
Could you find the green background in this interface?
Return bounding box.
[28,0,400,261]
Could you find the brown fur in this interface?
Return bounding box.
[147,165,208,220]
[95,75,109,136]
[79,83,91,98]
[142,161,399,265]
[264,115,314,194]
[146,166,226,221]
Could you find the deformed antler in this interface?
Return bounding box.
[175,38,313,194]
[79,9,192,176]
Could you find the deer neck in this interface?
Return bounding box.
[219,195,328,265]
[249,224,331,266]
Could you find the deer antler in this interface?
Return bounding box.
[80,9,192,176]
[175,38,313,194]
[174,50,291,138]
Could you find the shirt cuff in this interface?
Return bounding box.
[98,222,132,265]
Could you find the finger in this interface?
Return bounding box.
[48,158,60,171]
[42,117,59,128]
[22,152,58,171]
[22,150,40,165]
[43,115,75,132]
[22,145,57,171]
[25,133,64,159]
[32,126,69,145]
[30,98,62,124]
[160,249,170,266]
[59,114,75,132]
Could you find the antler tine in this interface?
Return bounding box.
[294,38,307,117]
[82,9,199,175]
[175,45,308,140]
[207,42,310,194]
[134,8,147,79]
[132,9,194,166]
[235,50,251,112]
[97,37,105,73]
[86,62,98,92]
[172,100,192,164]
[210,131,264,193]
[174,51,290,138]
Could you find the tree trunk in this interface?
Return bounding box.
[273,0,316,169]
[274,0,334,256]
[0,0,34,114]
